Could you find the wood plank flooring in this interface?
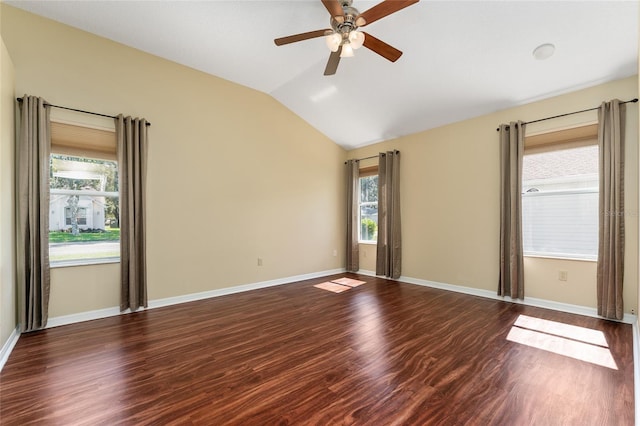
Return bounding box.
[0,274,634,425]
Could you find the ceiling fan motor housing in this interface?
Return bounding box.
[330,6,363,37]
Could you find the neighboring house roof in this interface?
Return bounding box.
[523,145,598,181]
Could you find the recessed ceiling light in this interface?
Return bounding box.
[533,43,555,60]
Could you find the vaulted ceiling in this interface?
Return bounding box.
[7,1,638,149]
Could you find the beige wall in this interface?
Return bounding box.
[1,5,346,317]
[49,264,119,317]
[359,243,377,272]
[350,76,639,313]
[1,4,637,322]
[524,257,598,307]
[0,19,17,346]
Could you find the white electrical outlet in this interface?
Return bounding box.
[332,249,337,257]
[558,271,568,281]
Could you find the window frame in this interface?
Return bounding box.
[65,206,88,226]
[49,121,120,268]
[358,166,378,244]
[521,124,599,262]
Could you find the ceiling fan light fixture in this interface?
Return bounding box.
[349,30,365,49]
[325,32,342,52]
[340,42,354,58]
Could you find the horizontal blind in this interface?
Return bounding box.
[359,165,378,177]
[522,189,598,259]
[51,121,116,160]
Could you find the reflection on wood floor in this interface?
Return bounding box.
[0,274,634,425]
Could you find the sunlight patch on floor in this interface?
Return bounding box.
[507,315,618,370]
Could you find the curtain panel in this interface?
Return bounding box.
[597,100,625,320]
[498,121,525,299]
[376,151,401,278]
[16,95,51,332]
[116,115,148,312]
[345,159,359,272]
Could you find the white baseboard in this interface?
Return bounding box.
[0,326,20,372]
[46,306,124,329]
[7,267,637,377]
[355,269,376,277]
[633,318,639,426]
[46,268,347,328]
[352,270,637,325]
[397,274,637,324]
[46,267,635,328]
[148,268,345,309]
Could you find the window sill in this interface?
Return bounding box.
[50,257,120,269]
[359,241,377,245]
[524,254,597,263]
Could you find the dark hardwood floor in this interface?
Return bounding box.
[0,274,634,425]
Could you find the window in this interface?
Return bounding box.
[359,166,378,242]
[49,122,119,266]
[65,207,87,225]
[521,125,598,260]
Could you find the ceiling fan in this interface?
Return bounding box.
[274,0,420,76]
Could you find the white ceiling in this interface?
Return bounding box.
[7,0,639,149]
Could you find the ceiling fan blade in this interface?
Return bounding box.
[321,0,345,20]
[324,46,342,75]
[362,32,403,62]
[359,0,419,26]
[274,29,330,46]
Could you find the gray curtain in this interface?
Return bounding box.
[16,95,51,332]
[597,100,625,320]
[346,159,359,272]
[116,115,148,312]
[498,121,525,299]
[376,151,401,278]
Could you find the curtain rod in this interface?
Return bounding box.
[496,98,638,131]
[344,150,400,164]
[16,97,151,127]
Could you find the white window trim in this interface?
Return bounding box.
[51,188,118,198]
[522,125,599,263]
[358,175,378,243]
[49,154,120,267]
[522,187,598,197]
[523,253,597,262]
[360,201,377,207]
[50,257,120,269]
